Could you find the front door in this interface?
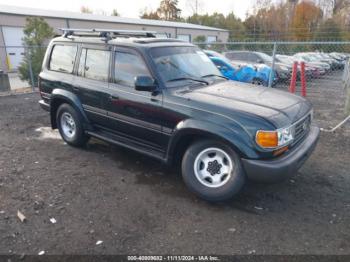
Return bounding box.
[105,47,168,151]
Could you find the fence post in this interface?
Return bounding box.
[27,47,35,91]
[300,62,307,97]
[343,59,350,115]
[289,61,298,94]
[268,42,277,88]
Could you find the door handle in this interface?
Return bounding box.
[151,98,160,103]
[109,95,119,102]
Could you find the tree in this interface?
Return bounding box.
[187,12,246,41]
[244,2,289,41]
[111,9,120,16]
[186,0,204,15]
[18,17,54,86]
[193,35,207,49]
[224,12,246,41]
[81,6,93,14]
[314,18,343,41]
[157,0,181,21]
[291,1,323,41]
[140,8,161,20]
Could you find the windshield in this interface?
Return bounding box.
[150,46,222,87]
[307,55,320,62]
[277,56,293,64]
[258,52,273,63]
[301,55,313,62]
[206,50,233,64]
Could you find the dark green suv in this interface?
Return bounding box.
[39,29,320,201]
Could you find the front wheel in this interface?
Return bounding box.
[181,140,245,202]
[252,78,265,86]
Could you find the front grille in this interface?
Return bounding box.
[293,114,311,144]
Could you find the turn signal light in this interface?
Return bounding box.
[256,131,278,148]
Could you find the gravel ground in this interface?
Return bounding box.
[0,72,349,256]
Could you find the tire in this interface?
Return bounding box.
[181,140,245,202]
[252,78,263,86]
[56,103,89,147]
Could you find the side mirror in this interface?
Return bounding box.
[135,76,156,92]
[257,59,264,64]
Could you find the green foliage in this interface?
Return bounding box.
[157,0,181,21]
[140,0,181,21]
[18,17,54,86]
[80,6,93,14]
[187,12,245,41]
[314,18,343,41]
[193,35,207,49]
[111,9,120,16]
[193,35,206,42]
[140,9,161,20]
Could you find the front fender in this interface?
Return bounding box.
[167,118,259,161]
[50,89,90,128]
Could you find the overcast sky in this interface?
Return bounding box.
[0,0,254,20]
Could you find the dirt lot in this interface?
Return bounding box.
[0,71,349,256]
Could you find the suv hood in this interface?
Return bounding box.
[173,81,312,128]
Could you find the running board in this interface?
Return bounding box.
[86,130,166,162]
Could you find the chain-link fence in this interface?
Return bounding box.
[200,41,350,98]
[0,45,48,92]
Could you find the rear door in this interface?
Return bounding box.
[40,43,78,97]
[74,45,111,127]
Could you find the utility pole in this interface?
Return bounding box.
[193,0,198,15]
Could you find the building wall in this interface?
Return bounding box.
[0,26,7,72]
[0,14,229,72]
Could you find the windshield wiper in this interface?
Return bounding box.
[160,58,209,85]
[167,77,209,85]
[201,74,228,80]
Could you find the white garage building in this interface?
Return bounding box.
[0,4,229,72]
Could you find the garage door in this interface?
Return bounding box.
[177,34,191,42]
[2,26,25,70]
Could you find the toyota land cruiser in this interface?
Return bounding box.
[38,29,320,201]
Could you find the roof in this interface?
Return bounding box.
[53,36,194,49]
[0,4,228,32]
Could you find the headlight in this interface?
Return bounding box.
[256,126,295,148]
[279,66,289,71]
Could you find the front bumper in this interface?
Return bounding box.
[241,126,320,183]
[39,99,50,112]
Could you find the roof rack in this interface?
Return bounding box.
[60,28,157,40]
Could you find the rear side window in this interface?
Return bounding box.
[235,52,248,61]
[49,45,77,73]
[78,48,110,81]
[226,52,245,61]
[114,51,150,87]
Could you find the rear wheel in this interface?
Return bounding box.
[181,140,245,202]
[56,103,89,147]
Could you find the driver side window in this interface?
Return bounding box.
[114,51,151,88]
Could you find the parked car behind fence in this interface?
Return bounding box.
[204,50,276,87]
